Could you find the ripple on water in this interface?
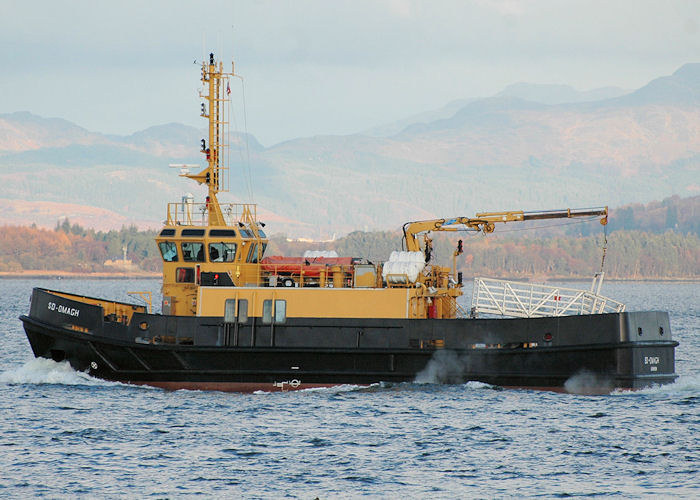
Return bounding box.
[0,280,699,498]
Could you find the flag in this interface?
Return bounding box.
[226,82,231,95]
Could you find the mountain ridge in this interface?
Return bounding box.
[1,64,699,238]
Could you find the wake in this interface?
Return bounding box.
[0,358,118,387]
[611,374,700,396]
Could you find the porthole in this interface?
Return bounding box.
[139,321,149,331]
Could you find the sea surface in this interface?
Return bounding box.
[0,278,698,498]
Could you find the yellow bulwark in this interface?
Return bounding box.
[154,52,609,322]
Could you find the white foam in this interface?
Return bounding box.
[414,350,464,384]
[252,384,369,395]
[611,374,700,396]
[564,370,614,395]
[463,380,496,390]
[0,358,116,387]
[299,384,368,393]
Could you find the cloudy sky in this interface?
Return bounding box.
[1,0,698,146]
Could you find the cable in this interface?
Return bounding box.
[240,79,254,203]
[599,220,608,273]
[228,76,254,203]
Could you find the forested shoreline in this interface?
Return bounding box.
[1,221,699,279]
[0,222,161,273]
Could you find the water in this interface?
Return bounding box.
[1,279,698,498]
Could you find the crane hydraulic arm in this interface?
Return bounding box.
[402,207,608,252]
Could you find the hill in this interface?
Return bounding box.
[1,64,699,237]
[495,83,629,105]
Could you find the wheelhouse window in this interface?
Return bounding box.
[176,267,195,283]
[247,243,257,263]
[181,229,205,237]
[159,241,178,262]
[247,243,267,263]
[210,229,237,237]
[239,227,265,238]
[181,242,205,262]
[209,242,237,262]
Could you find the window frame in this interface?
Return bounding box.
[158,241,179,262]
[262,299,286,324]
[181,242,205,262]
[274,299,286,324]
[209,242,237,262]
[224,298,248,323]
[176,267,195,283]
[262,299,272,324]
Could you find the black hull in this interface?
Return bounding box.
[20,288,678,393]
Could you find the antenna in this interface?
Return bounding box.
[176,53,237,226]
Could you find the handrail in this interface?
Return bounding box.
[445,296,469,319]
[166,202,258,226]
[471,277,625,318]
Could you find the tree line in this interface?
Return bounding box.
[0,221,160,272]
[1,220,699,278]
[270,228,700,279]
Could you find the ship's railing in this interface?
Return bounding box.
[471,276,625,318]
[166,202,257,226]
[445,296,470,319]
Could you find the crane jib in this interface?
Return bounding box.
[522,208,607,221]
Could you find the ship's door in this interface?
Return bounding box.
[224,298,248,346]
[261,298,287,346]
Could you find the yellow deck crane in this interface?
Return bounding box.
[402,207,608,254]
[387,207,608,318]
[391,207,609,319]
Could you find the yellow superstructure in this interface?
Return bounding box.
[155,52,609,322]
[197,288,413,319]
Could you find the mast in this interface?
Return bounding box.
[183,52,234,226]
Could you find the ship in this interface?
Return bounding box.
[20,53,678,393]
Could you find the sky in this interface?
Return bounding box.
[1,0,699,146]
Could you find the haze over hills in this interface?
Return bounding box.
[1,64,699,237]
[495,83,629,105]
[364,83,630,137]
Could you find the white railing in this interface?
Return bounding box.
[471,275,625,318]
[166,202,258,227]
